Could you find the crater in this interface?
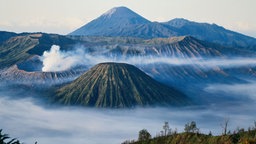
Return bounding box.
[17,55,43,72]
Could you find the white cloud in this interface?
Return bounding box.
[205,82,256,100]
[0,16,84,34]
[228,21,256,37]
[40,45,256,72]
[0,92,256,144]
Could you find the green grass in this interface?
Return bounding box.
[128,130,256,144]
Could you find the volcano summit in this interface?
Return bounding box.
[55,63,190,108]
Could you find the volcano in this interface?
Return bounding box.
[55,62,190,108]
[69,6,151,36]
[69,6,256,49]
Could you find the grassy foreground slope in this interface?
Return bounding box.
[129,130,256,144]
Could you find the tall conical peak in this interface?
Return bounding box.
[102,6,131,17]
[69,6,151,36]
[100,6,150,22]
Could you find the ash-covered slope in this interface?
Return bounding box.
[55,63,190,108]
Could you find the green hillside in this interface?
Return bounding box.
[124,121,256,144]
[130,131,256,144]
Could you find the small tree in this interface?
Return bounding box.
[138,129,151,141]
[0,129,21,144]
[160,131,164,136]
[121,140,130,144]
[173,128,178,135]
[184,121,199,133]
[221,118,229,135]
[208,131,212,136]
[167,128,172,136]
[163,122,169,136]
[254,120,256,130]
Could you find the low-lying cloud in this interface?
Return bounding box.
[40,45,256,72]
[205,81,256,101]
[1,92,256,144]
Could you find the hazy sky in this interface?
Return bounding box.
[0,0,256,37]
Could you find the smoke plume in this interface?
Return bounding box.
[40,45,85,72]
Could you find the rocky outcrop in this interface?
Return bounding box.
[0,65,86,86]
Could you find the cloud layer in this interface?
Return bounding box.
[1,93,256,144]
[40,45,256,72]
[205,81,256,101]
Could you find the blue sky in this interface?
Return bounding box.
[0,0,255,37]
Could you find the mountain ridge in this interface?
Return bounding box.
[164,18,256,49]
[69,6,256,49]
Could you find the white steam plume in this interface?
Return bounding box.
[41,45,85,72]
[40,45,118,72]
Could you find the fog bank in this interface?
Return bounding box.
[205,81,256,101]
[1,94,256,144]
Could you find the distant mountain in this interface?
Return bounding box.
[55,63,190,108]
[69,7,256,49]
[69,6,175,38]
[69,7,151,36]
[164,18,256,50]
